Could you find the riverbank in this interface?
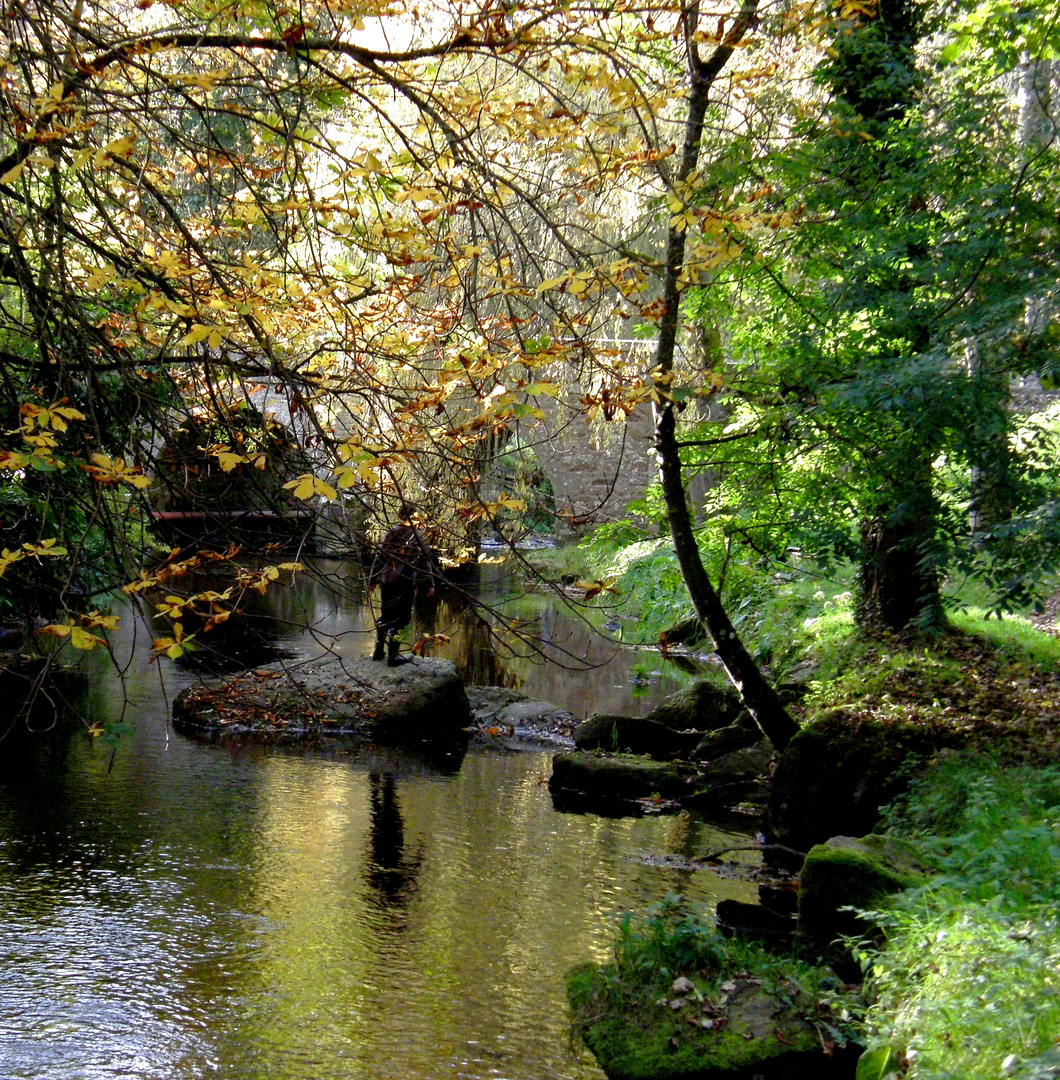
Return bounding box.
[531,541,1060,1079]
[854,754,1060,1080]
[568,619,1060,1079]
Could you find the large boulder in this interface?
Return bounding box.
[797,834,932,962]
[684,740,776,811]
[691,709,762,761]
[573,680,743,761]
[766,708,955,858]
[646,679,742,731]
[173,655,471,746]
[548,751,698,813]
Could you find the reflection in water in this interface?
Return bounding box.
[366,772,422,914]
[0,559,758,1080]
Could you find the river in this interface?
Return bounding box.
[0,557,759,1080]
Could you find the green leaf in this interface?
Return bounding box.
[855,1045,898,1080]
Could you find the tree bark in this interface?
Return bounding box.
[650,0,798,752]
[856,477,943,632]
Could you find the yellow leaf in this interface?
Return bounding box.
[333,463,358,488]
[214,451,246,472]
[83,453,150,488]
[0,161,25,185]
[180,324,213,347]
[574,577,618,599]
[103,134,136,159]
[0,549,24,576]
[523,382,560,397]
[69,626,104,650]
[85,264,116,290]
[23,539,67,557]
[151,621,196,661]
[83,611,120,630]
[284,474,337,501]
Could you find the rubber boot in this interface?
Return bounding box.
[372,634,386,662]
[387,635,411,666]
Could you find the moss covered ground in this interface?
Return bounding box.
[567,895,862,1080]
[801,625,1060,764]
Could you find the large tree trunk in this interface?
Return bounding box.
[857,449,943,632]
[650,0,798,752]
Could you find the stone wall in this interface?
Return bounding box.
[528,406,657,538]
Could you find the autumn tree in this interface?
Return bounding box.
[0,0,797,685]
[18,0,1046,748]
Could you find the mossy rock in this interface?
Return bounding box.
[690,711,762,761]
[574,714,702,758]
[684,741,775,812]
[797,834,932,953]
[549,751,696,803]
[661,615,709,648]
[568,960,855,1080]
[766,709,958,857]
[646,680,742,732]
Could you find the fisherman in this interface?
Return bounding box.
[369,501,436,666]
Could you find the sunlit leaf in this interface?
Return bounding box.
[283,474,338,501]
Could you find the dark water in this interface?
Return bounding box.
[0,558,758,1080]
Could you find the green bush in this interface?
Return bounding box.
[858,760,1060,1080]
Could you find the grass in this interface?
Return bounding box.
[861,896,1060,1080]
[515,541,591,583]
[855,759,1060,1080]
[950,608,1060,671]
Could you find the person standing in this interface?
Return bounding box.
[369,501,436,666]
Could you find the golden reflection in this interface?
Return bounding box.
[207,751,759,1080]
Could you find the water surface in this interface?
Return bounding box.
[0,559,757,1080]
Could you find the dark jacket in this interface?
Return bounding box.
[370,524,436,588]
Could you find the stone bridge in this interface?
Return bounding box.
[528,404,657,538]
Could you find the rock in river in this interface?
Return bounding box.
[173,655,471,746]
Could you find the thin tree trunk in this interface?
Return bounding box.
[651,0,798,752]
[967,59,1054,537]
